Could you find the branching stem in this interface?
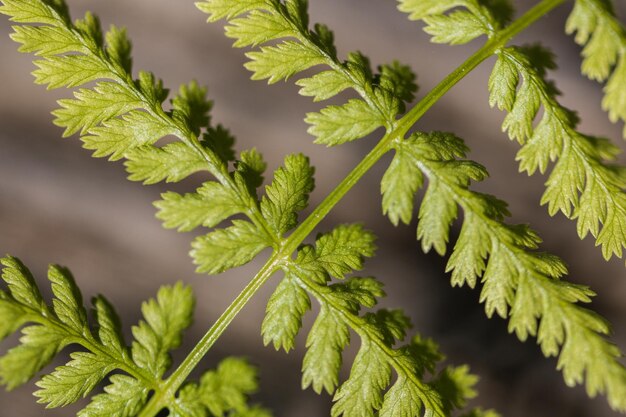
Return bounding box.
[137,0,567,414]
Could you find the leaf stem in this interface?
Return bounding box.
[136,255,281,417]
[137,0,567,414]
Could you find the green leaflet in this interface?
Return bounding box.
[381,143,424,226]
[0,325,66,390]
[191,220,271,274]
[131,282,195,378]
[170,81,213,135]
[332,340,391,417]
[306,99,386,146]
[260,153,315,236]
[313,224,376,279]
[171,357,271,417]
[82,110,175,161]
[53,82,142,137]
[396,0,507,43]
[261,273,311,352]
[156,182,245,232]
[125,143,208,184]
[566,0,626,138]
[78,375,149,417]
[35,352,115,407]
[296,70,352,102]
[302,305,350,394]
[245,41,326,84]
[488,46,626,261]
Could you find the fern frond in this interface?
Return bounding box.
[381,131,626,411]
[259,224,497,417]
[488,45,626,262]
[196,0,418,144]
[1,0,287,274]
[565,0,626,138]
[0,256,269,416]
[396,0,515,44]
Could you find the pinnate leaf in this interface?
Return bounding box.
[131,282,194,377]
[306,99,385,146]
[155,182,244,232]
[35,352,114,407]
[125,143,208,184]
[191,220,271,274]
[79,374,149,417]
[261,153,315,235]
[262,274,311,352]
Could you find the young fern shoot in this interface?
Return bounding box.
[1,0,626,416]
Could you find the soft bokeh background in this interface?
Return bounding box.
[1,1,625,416]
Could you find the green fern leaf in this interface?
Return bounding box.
[33,54,107,89]
[381,143,424,226]
[332,341,391,417]
[81,110,175,161]
[125,143,208,184]
[53,82,142,137]
[225,9,291,48]
[261,153,315,235]
[195,0,269,23]
[0,325,65,390]
[424,10,487,45]
[245,41,325,84]
[48,265,88,333]
[170,81,213,135]
[261,274,311,352]
[566,0,626,137]
[0,0,65,25]
[131,282,194,377]
[396,0,503,43]
[381,130,626,410]
[0,256,44,310]
[197,357,262,416]
[34,352,115,407]
[0,298,25,341]
[296,70,352,102]
[306,99,386,146]
[313,224,376,279]
[488,46,626,262]
[92,295,126,356]
[10,24,82,56]
[302,305,350,394]
[155,182,244,232]
[191,220,271,274]
[79,374,149,417]
[104,25,132,73]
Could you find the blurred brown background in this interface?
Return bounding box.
[1,1,625,416]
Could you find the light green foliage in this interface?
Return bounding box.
[258,224,493,417]
[192,220,271,274]
[3,0,626,416]
[260,153,315,236]
[172,357,271,417]
[380,131,626,411]
[396,0,514,44]
[0,256,267,417]
[0,0,317,278]
[566,0,626,137]
[197,0,418,143]
[488,45,626,261]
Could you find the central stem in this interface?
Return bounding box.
[138,0,567,414]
